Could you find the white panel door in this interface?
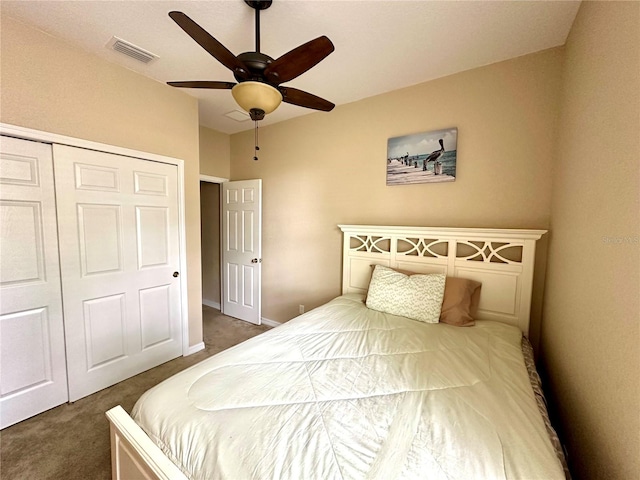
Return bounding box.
[222,180,262,324]
[53,145,182,401]
[0,136,68,428]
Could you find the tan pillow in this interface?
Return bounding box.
[367,265,481,326]
[439,277,482,327]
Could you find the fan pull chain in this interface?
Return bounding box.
[253,120,260,161]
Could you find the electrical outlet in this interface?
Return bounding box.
[299,305,305,314]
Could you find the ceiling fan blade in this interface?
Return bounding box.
[279,86,335,112]
[169,11,249,79]
[264,36,334,84]
[167,81,236,89]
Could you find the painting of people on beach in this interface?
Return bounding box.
[387,127,458,185]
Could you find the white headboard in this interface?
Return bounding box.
[338,225,546,336]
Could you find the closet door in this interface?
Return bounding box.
[0,136,68,429]
[53,145,183,401]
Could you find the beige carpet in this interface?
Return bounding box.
[0,306,271,480]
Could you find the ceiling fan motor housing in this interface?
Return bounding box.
[245,1,272,10]
[235,52,274,83]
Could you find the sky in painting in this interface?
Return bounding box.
[387,127,457,158]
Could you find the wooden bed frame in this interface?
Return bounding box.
[106,225,546,480]
[339,225,546,335]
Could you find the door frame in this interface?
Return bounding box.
[199,174,228,313]
[0,123,191,355]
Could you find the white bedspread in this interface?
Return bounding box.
[132,294,564,480]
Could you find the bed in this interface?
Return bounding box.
[106,225,568,480]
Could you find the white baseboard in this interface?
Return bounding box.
[185,341,205,356]
[261,317,281,328]
[202,299,221,310]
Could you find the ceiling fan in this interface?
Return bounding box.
[167,0,335,121]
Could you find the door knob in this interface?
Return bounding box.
[251,258,262,263]
[173,272,179,277]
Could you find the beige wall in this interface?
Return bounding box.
[199,126,231,179]
[231,48,563,331]
[0,16,204,346]
[200,182,221,306]
[198,126,227,309]
[542,2,640,479]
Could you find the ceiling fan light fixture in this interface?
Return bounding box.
[231,81,282,119]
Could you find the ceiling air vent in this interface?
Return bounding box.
[224,110,251,122]
[107,36,158,64]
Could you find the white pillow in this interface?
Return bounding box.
[366,265,446,323]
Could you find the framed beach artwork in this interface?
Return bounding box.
[387,127,458,185]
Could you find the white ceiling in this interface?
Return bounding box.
[2,0,580,134]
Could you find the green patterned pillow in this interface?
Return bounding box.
[365,265,446,323]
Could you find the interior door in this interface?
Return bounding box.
[221,179,262,324]
[0,136,68,428]
[53,145,182,402]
